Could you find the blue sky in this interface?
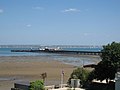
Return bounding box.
[0,0,120,45]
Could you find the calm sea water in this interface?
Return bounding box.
[0,47,102,66]
[0,48,40,56]
[62,47,101,52]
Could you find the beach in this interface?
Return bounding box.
[0,56,76,90]
[0,55,101,90]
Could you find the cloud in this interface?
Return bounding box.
[83,33,91,36]
[32,6,44,10]
[26,24,31,27]
[0,9,3,14]
[62,8,80,13]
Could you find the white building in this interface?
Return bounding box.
[115,70,120,90]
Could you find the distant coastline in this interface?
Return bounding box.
[0,45,103,48]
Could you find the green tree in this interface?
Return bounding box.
[68,67,90,87]
[87,70,96,82]
[29,80,45,90]
[92,42,120,82]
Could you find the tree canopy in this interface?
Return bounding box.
[93,42,120,82]
[68,67,91,86]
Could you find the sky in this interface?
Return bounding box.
[0,0,120,45]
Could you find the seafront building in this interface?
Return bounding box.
[115,69,120,90]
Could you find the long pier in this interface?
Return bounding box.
[11,49,101,55]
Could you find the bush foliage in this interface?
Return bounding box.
[68,67,91,87]
[29,80,45,90]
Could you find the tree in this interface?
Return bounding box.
[68,67,91,87]
[92,42,120,82]
[29,80,45,90]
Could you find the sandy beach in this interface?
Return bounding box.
[0,56,76,90]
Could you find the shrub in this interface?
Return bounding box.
[68,67,91,87]
[29,80,45,90]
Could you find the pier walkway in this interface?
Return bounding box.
[11,49,101,55]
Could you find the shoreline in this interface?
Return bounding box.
[0,54,101,66]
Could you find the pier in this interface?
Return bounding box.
[11,49,101,55]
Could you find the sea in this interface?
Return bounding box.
[0,45,102,66]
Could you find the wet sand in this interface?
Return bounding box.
[0,56,75,90]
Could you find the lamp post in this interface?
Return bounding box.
[61,70,64,88]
